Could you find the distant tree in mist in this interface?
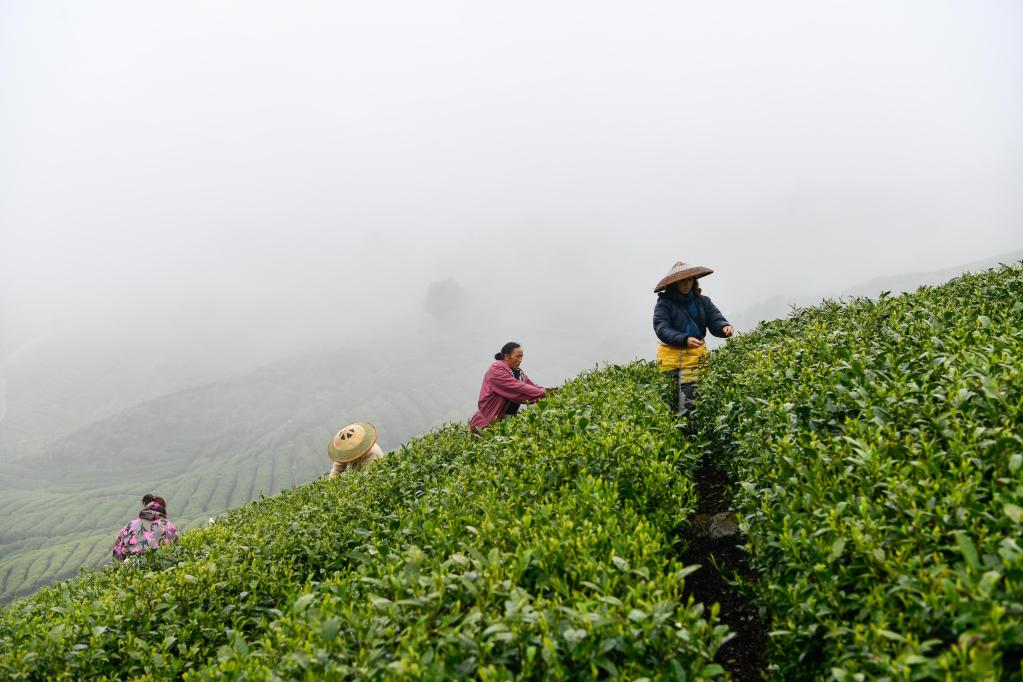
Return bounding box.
[423,279,468,320]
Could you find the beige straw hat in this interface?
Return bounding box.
[653,261,714,293]
[327,422,379,463]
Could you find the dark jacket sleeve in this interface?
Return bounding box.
[702,296,731,338]
[653,297,689,346]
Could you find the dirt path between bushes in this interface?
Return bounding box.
[677,458,768,681]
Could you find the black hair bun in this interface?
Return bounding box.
[494,352,503,360]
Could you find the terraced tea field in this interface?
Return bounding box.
[0,329,647,605]
[0,362,727,679]
[0,351,483,604]
[1,263,1019,679]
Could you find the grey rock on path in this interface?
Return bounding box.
[690,511,739,539]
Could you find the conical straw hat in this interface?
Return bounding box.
[653,261,714,292]
[327,422,379,463]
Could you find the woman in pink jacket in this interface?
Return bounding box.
[470,342,555,433]
[111,494,179,563]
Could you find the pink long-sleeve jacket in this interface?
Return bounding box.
[470,361,547,432]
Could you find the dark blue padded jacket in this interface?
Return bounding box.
[652,291,731,347]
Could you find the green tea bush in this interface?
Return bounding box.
[0,363,726,680]
[696,264,1023,680]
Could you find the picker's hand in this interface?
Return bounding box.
[722,326,734,337]
[686,337,704,349]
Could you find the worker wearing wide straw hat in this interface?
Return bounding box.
[327,421,386,478]
[653,261,734,416]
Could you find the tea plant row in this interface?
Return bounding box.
[0,363,726,679]
[696,264,1023,680]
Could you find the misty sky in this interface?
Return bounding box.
[2,1,1021,362]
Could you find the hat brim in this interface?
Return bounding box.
[328,422,379,463]
[654,267,714,292]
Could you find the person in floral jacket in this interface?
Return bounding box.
[111,494,179,563]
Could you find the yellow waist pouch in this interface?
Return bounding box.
[656,342,709,383]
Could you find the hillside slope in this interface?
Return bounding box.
[1,264,1019,679]
[697,262,1023,679]
[0,347,483,604]
[0,326,649,605]
[0,363,730,679]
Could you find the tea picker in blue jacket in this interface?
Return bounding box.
[653,261,734,415]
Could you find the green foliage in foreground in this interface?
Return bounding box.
[697,264,1023,680]
[0,363,727,680]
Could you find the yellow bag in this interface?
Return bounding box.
[656,342,709,383]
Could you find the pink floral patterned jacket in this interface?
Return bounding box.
[111,501,179,563]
